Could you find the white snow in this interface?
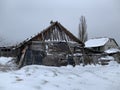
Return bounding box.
[0,57,13,65]
[105,48,120,54]
[98,56,114,61]
[0,57,120,90]
[73,53,82,56]
[85,38,109,48]
[0,57,17,72]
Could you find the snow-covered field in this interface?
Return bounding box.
[0,57,120,90]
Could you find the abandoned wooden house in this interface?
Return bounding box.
[15,21,84,68]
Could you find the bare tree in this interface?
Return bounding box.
[78,16,88,43]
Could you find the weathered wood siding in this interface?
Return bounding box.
[104,39,119,50]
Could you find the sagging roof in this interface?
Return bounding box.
[17,21,84,48]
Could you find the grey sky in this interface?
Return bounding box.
[0,0,120,45]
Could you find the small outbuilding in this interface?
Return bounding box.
[85,37,119,52]
[0,46,15,57]
[85,37,120,64]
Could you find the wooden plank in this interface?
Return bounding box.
[18,47,27,68]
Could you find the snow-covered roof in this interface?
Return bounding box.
[85,38,109,48]
[104,48,120,54]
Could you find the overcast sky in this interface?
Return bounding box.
[0,0,120,45]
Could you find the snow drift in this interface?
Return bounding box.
[0,57,120,90]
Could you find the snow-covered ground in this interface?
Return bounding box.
[0,57,120,90]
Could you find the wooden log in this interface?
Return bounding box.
[56,26,60,41]
[18,47,27,68]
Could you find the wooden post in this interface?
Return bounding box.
[81,47,85,66]
[18,47,27,68]
[42,33,46,52]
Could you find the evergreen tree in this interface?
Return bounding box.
[78,16,88,43]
